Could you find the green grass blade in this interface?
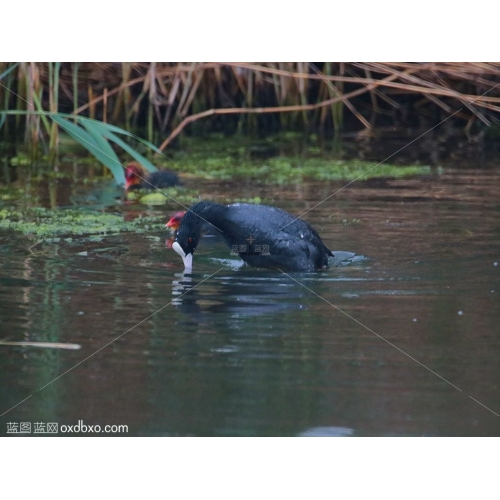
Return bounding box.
[81,119,157,173]
[0,110,159,182]
[77,117,163,155]
[0,62,20,81]
[51,116,125,185]
[79,119,124,177]
[30,89,51,134]
[104,131,158,173]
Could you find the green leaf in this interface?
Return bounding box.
[105,131,158,173]
[52,116,125,185]
[78,118,158,173]
[92,127,156,172]
[30,89,51,134]
[0,63,20,81]
[87,120,163,155]
[0,111,163,183]
[79,119,124,181]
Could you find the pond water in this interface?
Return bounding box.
[1,167,499,436]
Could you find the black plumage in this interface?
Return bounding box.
[172,201,334,271]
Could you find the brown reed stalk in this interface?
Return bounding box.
[103,87,108,123]
[7,62,500,156]
[161,65,182,133]
[179,68,204,118]
[157,69,405,152]
[48,62,60,164]
[25,63,40,158]
[72,62,80,123]
[88,85,95,120]
[176,62,196,124]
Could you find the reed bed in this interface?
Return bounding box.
[1,62,500,159]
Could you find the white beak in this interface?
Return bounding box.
[172,241,193,270]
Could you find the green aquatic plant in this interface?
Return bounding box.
[161,136,432,184]
[0,207,164,241]
[223,197,262,204]
[0,109,162,184]
[126,186,201,205]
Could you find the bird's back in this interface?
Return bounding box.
[216,203,332,271]
[148,170,180,188]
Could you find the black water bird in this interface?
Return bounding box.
[124,162,179,190]
[171,201,334,272]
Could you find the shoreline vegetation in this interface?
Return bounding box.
[0,62,498,227]
[1,62,500,160]
[0,62,500,241]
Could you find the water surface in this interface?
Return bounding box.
[1,169,499,436]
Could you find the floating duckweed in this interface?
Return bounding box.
[139,192,168,205]
[126,191,139,201]
[0,207,164,241]
[224,197,262,204]
[160,136,432,184]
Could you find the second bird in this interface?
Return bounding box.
[125,162,180,190]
